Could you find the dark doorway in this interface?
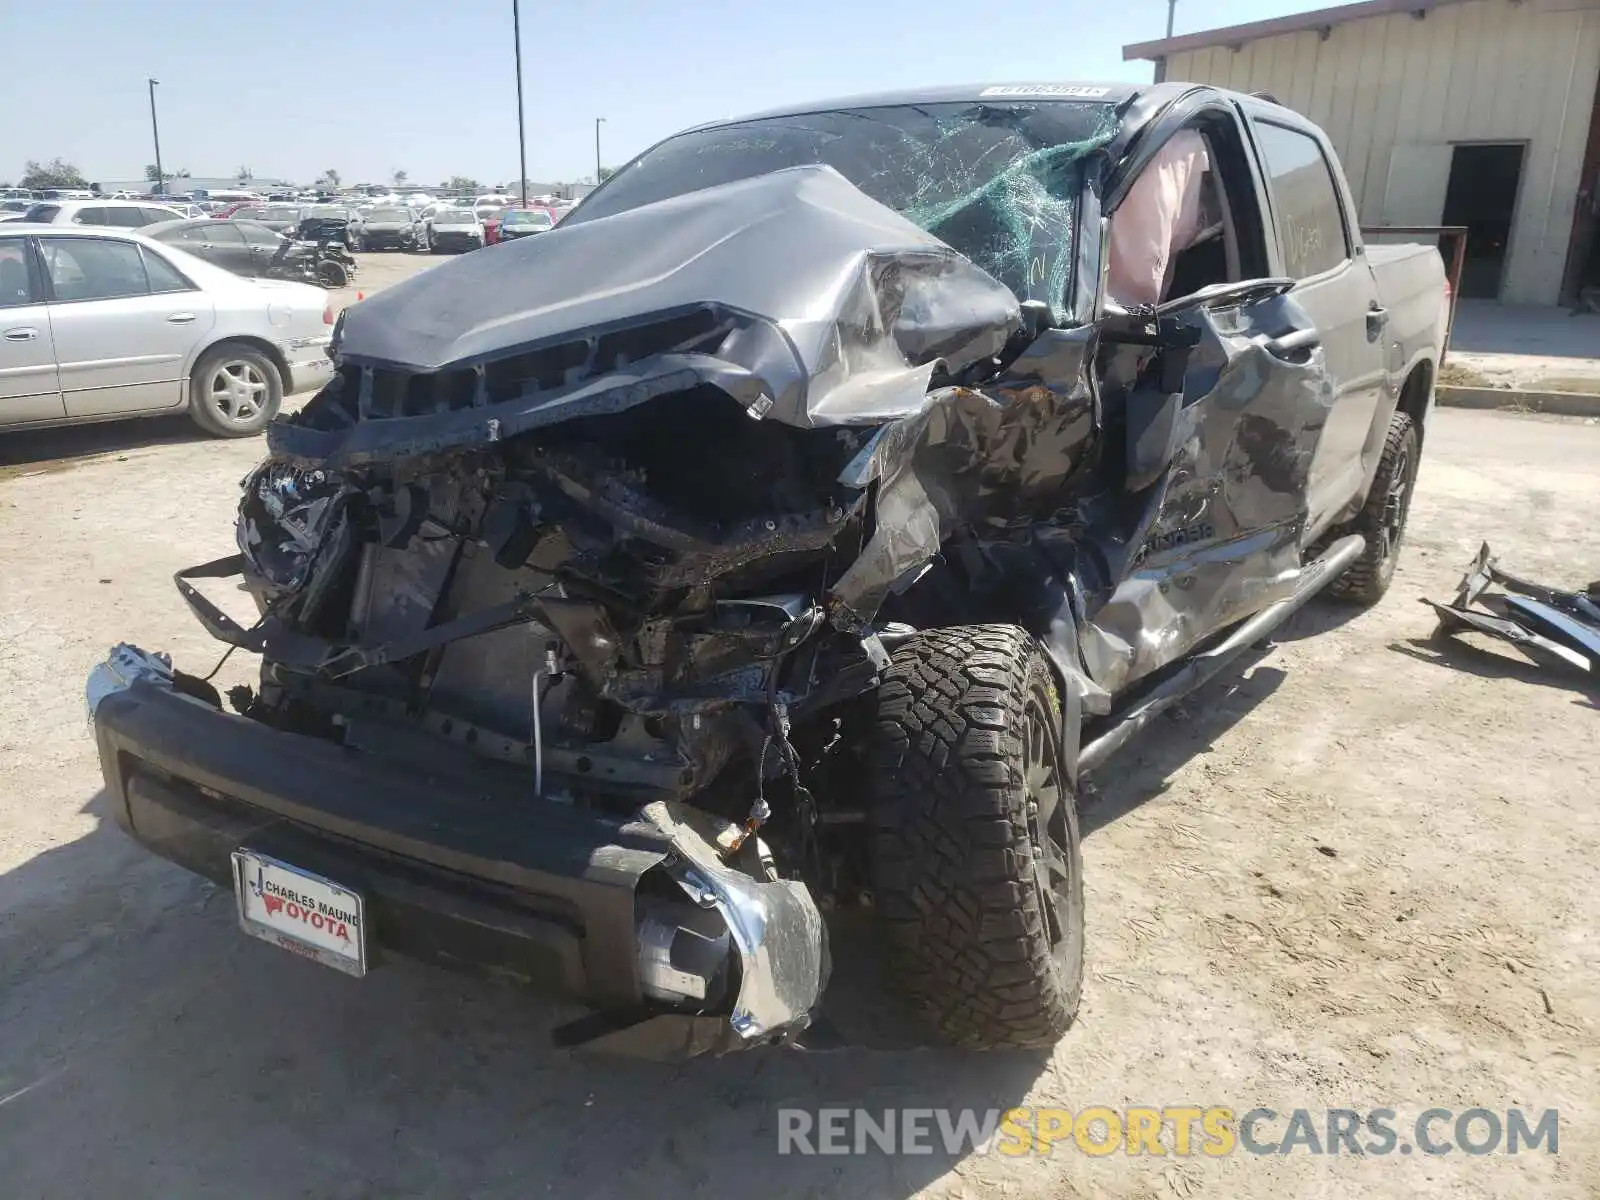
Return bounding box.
[1441,143,1526,299]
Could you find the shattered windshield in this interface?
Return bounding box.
[570,101,1119,315]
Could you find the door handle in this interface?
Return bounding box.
[167,312,198,324]
[2,327,38,341]
[1263,328,1322,360]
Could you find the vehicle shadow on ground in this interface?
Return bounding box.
[1079,657,1288,837]
[0,414,207,471]
[1271,594,1368,643]
[0,791,1046,1200]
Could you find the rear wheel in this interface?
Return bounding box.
[187,344,282,438]
[1327,410,1420,604]
[865,624,1083,1049]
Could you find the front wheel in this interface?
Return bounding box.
[865,624,1083,1049]
[187,344,282,438]
[1327,410,1420,605]
[315,260,348,288]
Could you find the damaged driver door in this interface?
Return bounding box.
[1080,102,1340,694]
[1088,279,1335,692]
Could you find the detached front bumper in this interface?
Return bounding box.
[86,645,827,1059]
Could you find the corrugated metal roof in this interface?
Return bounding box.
[1124,0,1473,61]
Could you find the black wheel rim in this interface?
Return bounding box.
[1023,694,1075,969]
[1377,440,1416,574]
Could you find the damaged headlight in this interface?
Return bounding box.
[236,462,349,596]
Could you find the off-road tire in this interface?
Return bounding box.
[865,624,1084,1049]
[1327,411,1420,605]
[187,344,282,438]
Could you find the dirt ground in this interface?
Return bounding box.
[1,253,1596,1199]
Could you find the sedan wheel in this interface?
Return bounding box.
[188,345,283,438]
[209,360,269,424]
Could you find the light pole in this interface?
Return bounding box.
[594,117,606,184]
[147,78,165,196]
[1153,1,1179,82]
[512,0,528,207]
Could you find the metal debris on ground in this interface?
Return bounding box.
[1424,543,1600,682]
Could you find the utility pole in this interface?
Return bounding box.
[512,0,528,207]
[595,117,606,184]
[147,78,164,195]
[1154,0,1179,83]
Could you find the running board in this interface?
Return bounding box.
[1078,534,1366,775]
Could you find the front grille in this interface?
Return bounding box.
[342,306,743,420]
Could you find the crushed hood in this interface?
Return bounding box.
[318,165,1022,438]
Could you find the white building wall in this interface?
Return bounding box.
[1166,0,1600,304]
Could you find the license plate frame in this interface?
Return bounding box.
[230,849,368,977]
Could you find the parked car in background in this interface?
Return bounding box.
[296,205,359,247]
[351,205,429,252]
[21,199,187,228]
[145,218,358,288]
[495,207,555,242]
[425,207,485,252]
[0,224,333,437]
[227,204,301,235]
[0,200,32,223]
[190,189,262,208]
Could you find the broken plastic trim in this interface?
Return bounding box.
[1425,543,1600,681]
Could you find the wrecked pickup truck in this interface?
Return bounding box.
[87,83,1447,1058]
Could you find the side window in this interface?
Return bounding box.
[0,241,39,308]
[73,207,113,226]
[207,223,246,249]
[1252,121,1350,280]
[239,222,282,247]
[176,223,212,243]
[141,247,193,293]
[39,237,150,302]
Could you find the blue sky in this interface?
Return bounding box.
[5,0,1333,188]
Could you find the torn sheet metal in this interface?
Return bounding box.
[1426,543,1600,681]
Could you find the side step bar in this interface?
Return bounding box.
[1078,534,1366,774]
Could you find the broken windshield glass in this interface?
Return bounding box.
[568,101,1120,320]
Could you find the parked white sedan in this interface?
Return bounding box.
[0,224,333,437]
